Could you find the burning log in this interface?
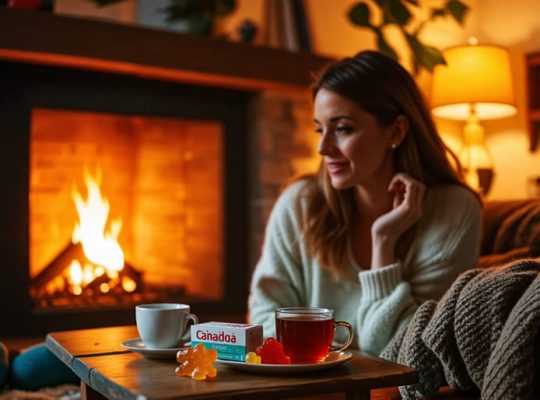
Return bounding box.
[122,262,143,285]
[31,242,85,298]
[31,241,143,303]
[30,168,186,309]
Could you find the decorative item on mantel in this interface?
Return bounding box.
[91,0,237,35]
[3,0,52,11]
[238,19,257,43]
[264,0,312,53]
[430,39,517,196]
[347,0,469,74]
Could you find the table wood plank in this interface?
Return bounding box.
[47,326,137,359]
[46,325,138,379]
[77,351,416,400]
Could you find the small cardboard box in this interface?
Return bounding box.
[191,322,263,361]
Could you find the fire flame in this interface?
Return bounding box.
[59,168,137,296]
[71,168,124,271]
[43,168,139,298]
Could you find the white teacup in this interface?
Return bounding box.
[135,303,198,349]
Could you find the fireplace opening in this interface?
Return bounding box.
[0,61,252,336]
[30,108,224,311]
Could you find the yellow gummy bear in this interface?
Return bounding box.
[175,343,218,380]
[245,352,261,364]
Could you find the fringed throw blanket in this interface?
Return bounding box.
[381,259,540,400]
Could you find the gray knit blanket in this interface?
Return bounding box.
[381,259,540,400]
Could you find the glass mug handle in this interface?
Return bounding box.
[330,321,354,352]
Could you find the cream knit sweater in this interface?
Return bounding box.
[249,180,482,355]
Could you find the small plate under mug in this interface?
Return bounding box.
[121,338,190,359]
[216,350,353,374]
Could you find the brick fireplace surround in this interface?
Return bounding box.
[0,8,331,337]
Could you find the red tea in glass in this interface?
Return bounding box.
[275,307,353,364]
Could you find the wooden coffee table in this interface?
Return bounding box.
[46,326,416,400]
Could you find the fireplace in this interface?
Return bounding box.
[0,61,252,336]
[0,7,330,338]
[30,108,226,310]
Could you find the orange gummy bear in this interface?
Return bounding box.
[175,343,218,381]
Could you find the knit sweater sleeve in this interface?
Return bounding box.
[356,186,482,356]
[248,182,307,337]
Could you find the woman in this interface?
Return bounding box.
[249,51,482,356]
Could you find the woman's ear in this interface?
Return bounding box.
[389,115,409,148]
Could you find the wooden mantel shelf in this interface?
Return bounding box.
[0,7,333,93]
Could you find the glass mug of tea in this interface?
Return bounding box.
[275,307,353,364]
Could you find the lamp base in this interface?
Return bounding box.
[464,167,494,196]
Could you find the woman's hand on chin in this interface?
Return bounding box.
[370,173,426,267]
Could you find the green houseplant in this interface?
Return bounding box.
[347,0,469,73]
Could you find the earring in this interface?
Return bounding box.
[391,143,397,149]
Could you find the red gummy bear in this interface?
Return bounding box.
[255,337,291,364]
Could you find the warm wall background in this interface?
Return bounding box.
[306,0,540,200]
[56,0,540,199]
[223,0,540,199]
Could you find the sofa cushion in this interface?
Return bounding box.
[482,200,540,256]
[477,246,532,268]
[8,344,78,391]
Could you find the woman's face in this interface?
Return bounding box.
[314,88,395,190]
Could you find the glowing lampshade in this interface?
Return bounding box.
[431,42,517,195]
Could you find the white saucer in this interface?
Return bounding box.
[216,351,353,374]
[121,338,190,359]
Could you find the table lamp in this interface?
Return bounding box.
[431,40,517,195]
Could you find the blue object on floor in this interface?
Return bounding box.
[9,344,79,390]
[0,342,8,388]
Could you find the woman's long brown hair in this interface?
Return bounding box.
[300,50,478,275]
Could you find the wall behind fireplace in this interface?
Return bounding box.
[249,92,319,269]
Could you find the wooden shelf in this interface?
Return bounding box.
[526,51,540,151]
[0,7,333,93]
[530,109,540,121]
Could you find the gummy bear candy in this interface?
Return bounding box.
[175,343,218,380]
[255,337,291,364]
[245,351,261,364]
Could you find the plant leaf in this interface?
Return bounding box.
[412,58,420,76]
[376,30,399,61]
[161,0,236,23]
[387,0,411,25]
[446,0,469,24]
[348,2,373,28]
[161,0,197,22]
[430,8,447,18]
[215,0,236,17]
[405,34,446,72]
[188,15,214,35]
